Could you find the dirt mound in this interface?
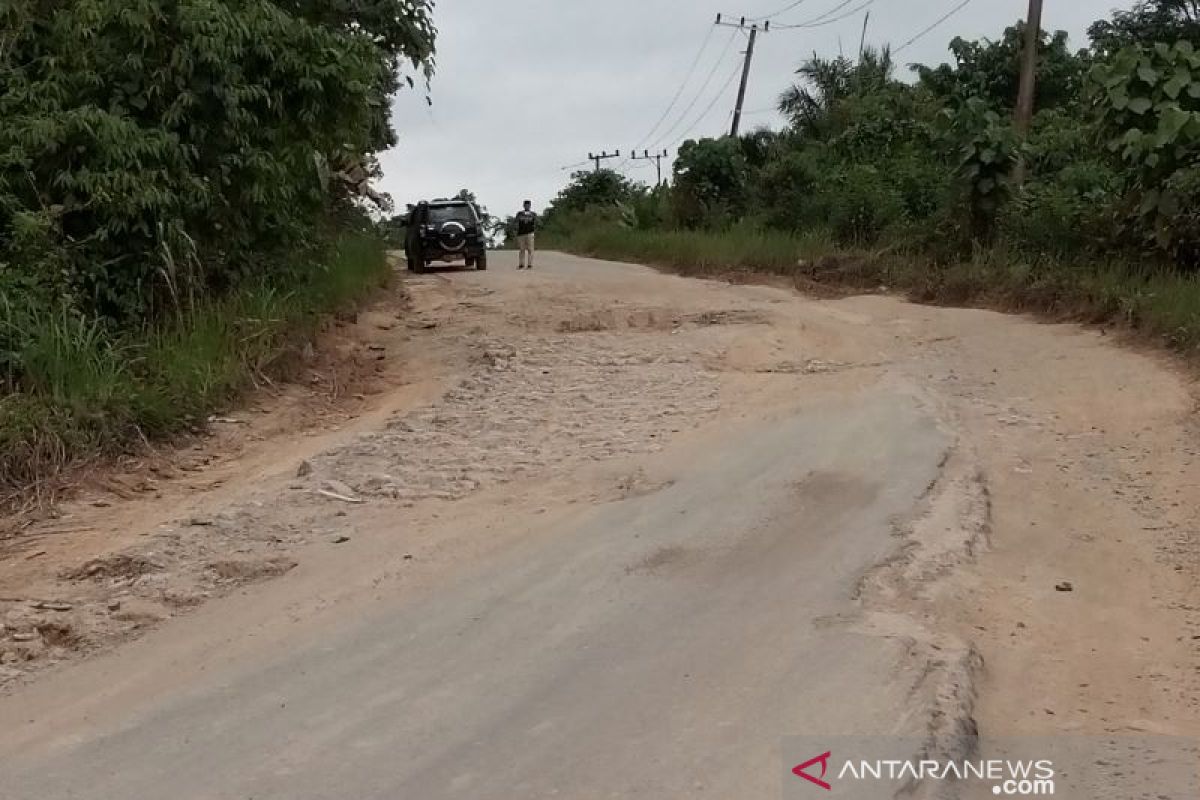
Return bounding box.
[62,555,162,582]
[206,558,297,583]
[556,307,767,333]
[556,309,675,333]
[34,620,85,650]
[686,309,767,326]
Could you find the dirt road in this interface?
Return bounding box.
[1,251,1198,798]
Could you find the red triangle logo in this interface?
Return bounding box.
[793,751,833,791]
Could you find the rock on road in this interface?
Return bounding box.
[1,251,1197,798]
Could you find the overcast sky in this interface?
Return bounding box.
[377,0,1134,217]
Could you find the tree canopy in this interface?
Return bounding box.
[1089,0,1200,57]
[914,24,1089,112]
[542,2,1200,270]
[0,0,436,320]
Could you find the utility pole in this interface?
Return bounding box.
[1014,0,1043,137]
[716,15,769,138]
[631,149,670,185]
[858,10,871,60]
[1013,0,1044,184]
[587,150,621,172]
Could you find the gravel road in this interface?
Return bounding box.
[1,251,1197,798]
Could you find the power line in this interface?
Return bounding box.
[627,24,718,159]
[783,0,857,25]
[774,0,874,29]
[673,65,742,147]
[671,61,745,146]
[745,0,814,21]
[893,0,975,54]
[648,27,743,150]
[773,0,874,29]
[537,159,589,180]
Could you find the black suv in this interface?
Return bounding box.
[404,200,488,272]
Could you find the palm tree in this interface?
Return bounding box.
[852,46,895,93]
[778,46,895,137]
[778,53,852,136]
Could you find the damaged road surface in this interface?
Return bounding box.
[1,252,1198,798]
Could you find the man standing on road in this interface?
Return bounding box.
[515,200,537,270]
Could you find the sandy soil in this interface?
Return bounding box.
[0,250,1197,797]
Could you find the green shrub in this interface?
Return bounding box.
[1091,40,1200,268]
[671,137,751,229]
[1001,163,1120,256]
[753,148,827,231]
[0,231,388,497]
[551,221,1200,358]
[1027,109,1103,175]
[1161,166,1200,266]
[822,165,906,245]
[628,187,674,231]
[0,0,434,322]
[543,220,835,277]
[940,98,1023,241]
[890,153,954,221]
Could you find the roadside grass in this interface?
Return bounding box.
[546,224,1200,357]
[0,232,391,504]
[553,224,837,276]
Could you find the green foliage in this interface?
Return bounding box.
[1159,165,1200,265]
[1004,111,1122,260]
[544,223,836,278]
[889,153,955,222]
[1089,0,1200,58]
[778,47,896,138]
[941,98,1022,240]
[0,0,434,321]
[0,0,434,497]
[738,128,782,170]
[915,24,1089,112]
[551,3,1200,276]
[1,231,389,493]
[544,3,1200,365]
[671,137,750,228]
[825,84,939,163]
[1025,108,1103,174]
[821,165,906,245]
[552,218,1200,365]
[1001,163,1120,257]
[379,212,410,248]
[627,185,674,231]
[542,169,643,231]
[753,147,826,231]
[1092,40,1200,265]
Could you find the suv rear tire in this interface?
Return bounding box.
[476,254,488,271]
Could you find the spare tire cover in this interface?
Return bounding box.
[439,221,467,251]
